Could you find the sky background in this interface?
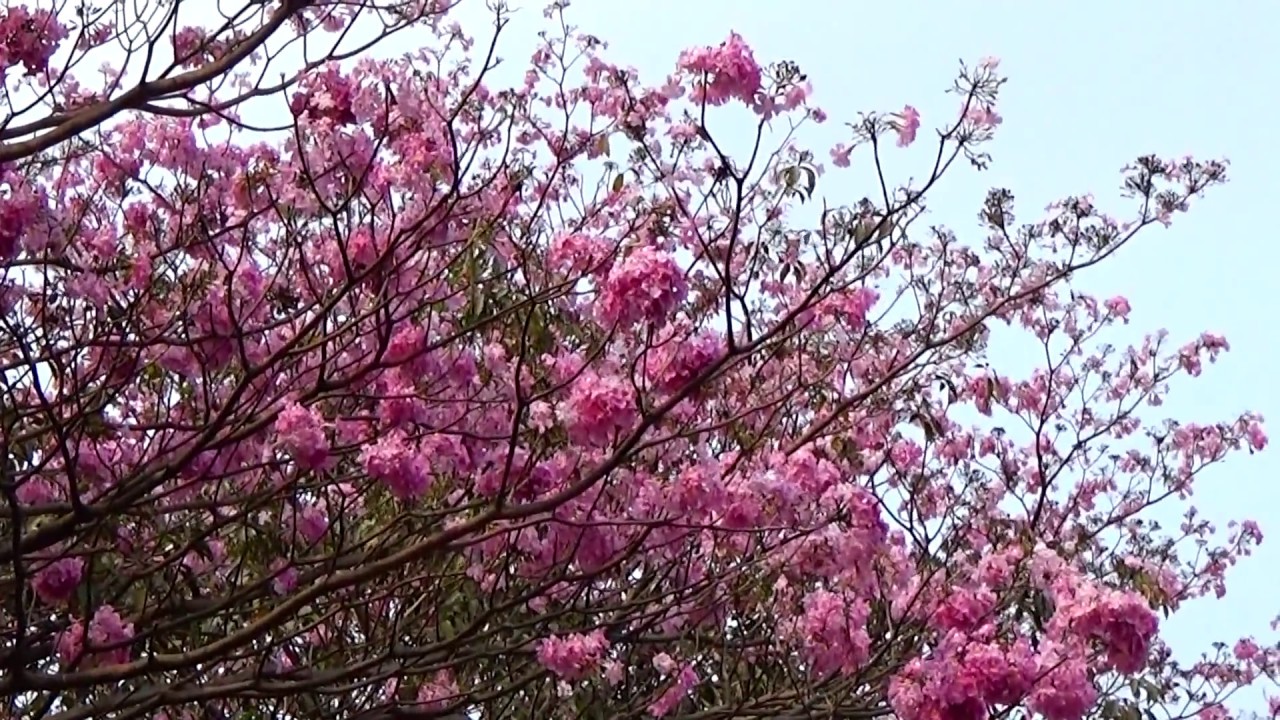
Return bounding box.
[34,0,1278,713]
[443,0,1280,711]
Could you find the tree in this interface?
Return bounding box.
[0,2,1275,719]
[0,0,446,163]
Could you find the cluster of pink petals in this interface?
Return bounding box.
[56,606,136,669]
[0,5,67,76]
[562,369,637,447]
[598,245,688,327]
[535,630,610,681]
[676,32,763,107]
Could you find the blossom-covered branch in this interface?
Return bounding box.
[0,2,1274,720]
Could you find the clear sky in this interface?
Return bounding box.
[453,0,1280,710]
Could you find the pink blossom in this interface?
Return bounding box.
[644,328,722,394]
[652,652,678,675]
[1069,589,1159,674]
[0,5,68,76]
[562,369,637,447]
[285,501,330,545]
[16,476,58,505]
[930,585,996,632]
[1245,421,1268,451]
[648,664,699,717]
[0,195,31,261]
[830,143,853,168]
[1104,296,1132,319]
[970,639,1038,706]
[1027,653,1096,720]
[270,561,299,595]
[603,659,626,686]
[360,432,432,502]
[290,66,358,125]
[896,105,921,147]
[964,105,1003,128]
[57,605,136,669]
[415,670,460,710]
[274,401,330,470]
[535,630,610,680]
[676,32,762,107]
[548,232,611,275]
[794,589,871,677]
[598,246,688,327]
[88,606,136,665]
[32,557,84,604]
[385,323,426,365]
[1233,637,1260,660]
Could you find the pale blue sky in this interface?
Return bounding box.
[486,0,1280,710]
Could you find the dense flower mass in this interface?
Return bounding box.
[0,4,66,76]
[598,245,689,327]
[676,31,763,106]
[32,556,85,605]
[536,630,612,680]
[0,2,1274,720]
[55,605,136,670]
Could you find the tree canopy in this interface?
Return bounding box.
[0,1,1275,719]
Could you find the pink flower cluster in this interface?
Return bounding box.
[598,245,688,327]
[535,629,610,680]
[32,556,85,604]
[548,231,611,276]
[0,194,30,261]
[274,401,331,470]
[814,286,880,331]
[289,65,359,125]
[284,500,330,546]
[360,431,432,501]
[0,5,67,76]
[56,606,136,669]
[414,670,460,710]
[897,105,921,147]
[889,635,1041,720]
[676,31,763,107]
[562,369,638,447]
[648,663,700,717]
[1064,587,1159,674]
[644,328,723,394]
[793,589,872,677]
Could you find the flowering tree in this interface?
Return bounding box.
[0,0,446,163]
[0,1,1277,719]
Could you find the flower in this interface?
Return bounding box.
[360,431,432,502]
[57,605,135,668]
[676,32,762,106]
[274,401,330,470]
[32,557,84,604]
[896,105,921,147]
[536,630,610,680]
[598,246,687,327]
[562,369,637,447]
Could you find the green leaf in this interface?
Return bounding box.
[611,174,624,193]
